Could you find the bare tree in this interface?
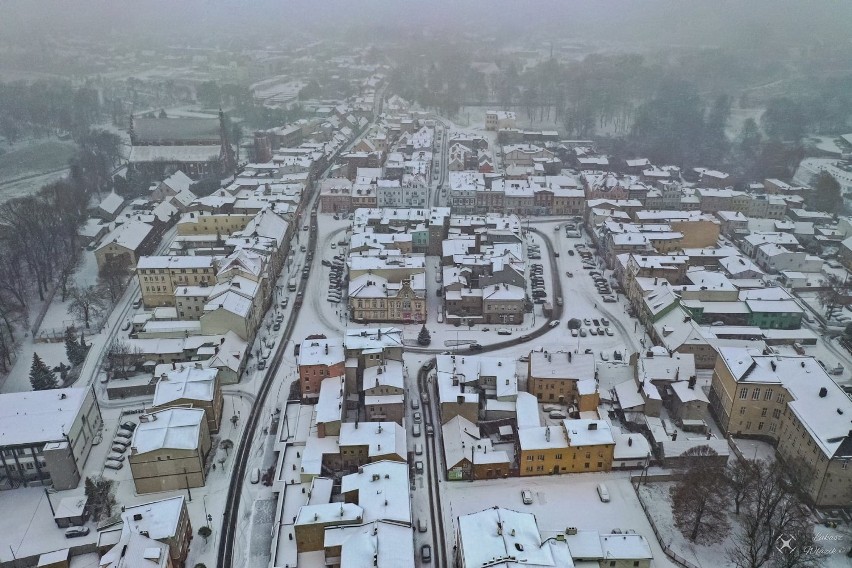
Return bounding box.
[727,460,819,568]
[670,445,730,544]
[105,339,141,379]
[67,285,108,329]
[99,258,130,303]
[726,457,761,515]
[818,273,850,320]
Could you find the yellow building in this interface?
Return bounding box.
[176,212,254,236]
[137,256,216,308]
[527,351,598,410]
[348,274,426,324]
[128,408,211,495]
[709,347,852,507]
[517,419,615,476]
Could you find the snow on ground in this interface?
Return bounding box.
[443,472,678,568]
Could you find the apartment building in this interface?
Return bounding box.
[151,364,223,434]
[527,351,599,410]
[138,256,216,308]
[298,337,345,403]
[517,419,615,476]
[128,408,211,495]
[348,274,426,324]
[708,347,852,506]
[0,387,102,491]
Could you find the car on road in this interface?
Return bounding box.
[302,225,309,231]
[121,320,131,331]
[469,343,483,352]
[421,544,432,563]
[549,320,560,328]
[412,423,421,437]
[415,461,424,474]
[132,298,143,309]
[65,526,90,538]
[411,398,420,410]
[321,259,331,267]
[426,424,434,436]
[556,297,563,306]
[273,322,281,331]
[418,518,427,532]
[281,298,289,308]
[327,297,340,304]
[602,295,617,303]
[520,334,531,341]
[600,353,609,361]
[497,328,512,335]
[521,489,534,505]
[300,245,307,252]
[106,452,124,462]
[413,411,422,424]
[565,271,573,277]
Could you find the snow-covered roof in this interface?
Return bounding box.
[529,351,595,381]
[295,502,363,526]
[340,461,410,524]
[129,145,221,163]
[137,255,214,270]
[97,219,155,253]
[316,376,345,426]
[443,415,510,470]
[515,392,542,429]
[458,507,570,568]
[121,496,185,541]
[324,520,415,568]
[130,408,204,455]
[152,364,217,406]
[344,327,404,351]
[599,534,654,560]
[339,422,406,459]
[299,337,345,367]
[669,380,709,404]
[563,419,615,447]
[0,388,89,447]
[362,360,404,392]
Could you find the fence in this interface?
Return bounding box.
[630,478,700,568]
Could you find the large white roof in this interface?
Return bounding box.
[152,364,217,406]
[529,351,596,381]
[0,388,89,447]
[299,337,345,367]
[131,408,204,455]
[340,461,410,524]
[458,507,566,567]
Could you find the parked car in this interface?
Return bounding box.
[602,295,617,303]
[117,428,133,437]
[120,421,136,431]
[273,322,281,331]
[121,320,131,331]
[469,343,483,352]
[497,328,512,335]
[415,461,424,474]
[106,452,124,462]
[411,398,420,410]
[601,317,610,326]
[111,444,127,453]
[605,328,614,336]
[597,483,611,502]
[104,459,123,470]
[321,259,331,267]
[421,544,432,563]
[589,328,598,336]
[65,526,90,538]
[579,328,587,337]
[521,489,534,505]
[413,411,422,424]
[549,320,560,328]
[281,298,289,308]
[132,298,143,309]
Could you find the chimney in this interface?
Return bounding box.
[819,387,828,398]
[545,426,551,442]
[325,344,328,355]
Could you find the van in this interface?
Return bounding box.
[417,518,427,533]
[250,468,260,484]
[412,423,421,437]
[414,443,423,456]
[597,483,610,502]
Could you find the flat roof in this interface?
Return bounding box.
[0,388,89,447]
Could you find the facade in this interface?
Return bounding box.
[0,387,102,491]
[518,420,615,476]
[708,348,852,507]
[348,274,426,324]
[128,408,212,495]
[527,352,598,409]
[100,496,192,568]
[95,220,159,272]
[481,283,525,324]
[137,256,216,308]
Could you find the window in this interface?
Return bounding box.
[739,388,748,400]
[773,408,781,419]
[758,422,764,430]
[746,421,752,429]
[769,423,777,433]
[554,454,562,460]
[739,407,746,415]
[764,389,773,401]
[526,455,533,461]
[752,388,760,400]
[761,408,767,417]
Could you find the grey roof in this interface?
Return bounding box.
[134,118,221,144]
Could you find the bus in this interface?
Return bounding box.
[288,276,297,292]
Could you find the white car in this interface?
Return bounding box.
[549,320,560,328]
[106,452,125,462]
[104,459,123,470]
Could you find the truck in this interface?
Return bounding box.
[288,276,297,292]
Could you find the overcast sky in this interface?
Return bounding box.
[1,0,850,51]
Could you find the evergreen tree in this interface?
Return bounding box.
[417,325,431,346]
[65,328,87,367]
[806,172,843,213]
[29,353,57,390]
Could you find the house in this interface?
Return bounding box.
[517,419,615,476]
[128,408,211,495]
[316,375,345,437]
[149,171,196,210]
[362,361,405,424]
[442,415,510,480]
[95,219,158,272]
[340,461,411,524]
[527,351,598,410]
[668,380,709,422]
[298,337,345,403]
[321,521,414,568]
[151,364,223,433]
[94,192,126,221]
[348,274,427,324]
[0,387,102,491]
[137,256,216,308]
[98,496,192,568]
[485,110,516,131]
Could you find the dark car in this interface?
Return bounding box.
[469,343,483,352]
[120,421,137,432]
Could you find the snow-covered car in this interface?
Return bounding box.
[117,428,133,437]
[104,459,123,470]
[571,329,579,337]
[65,526,90,538]
[106,452,124,462]
[605,328,614,336]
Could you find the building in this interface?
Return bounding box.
[128,408,211,495]
[708,348,852,507]
[95,219,159,272]
[340,460,411,524]
[98,496,192,568]
[151,364,223,434]
[137,256,216,308]
[362,361,405,424]
[442,415,511,480]
[485,110,517,131]
[517,419,615,476]
[128,113,235,180]
[527,351,598,410]
[0,387,102,491]
[298,337,345,403]
[348,274,426,324]
[482,283,526,324]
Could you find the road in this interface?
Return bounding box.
[417,360,448,567]
[218,87,385,568]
